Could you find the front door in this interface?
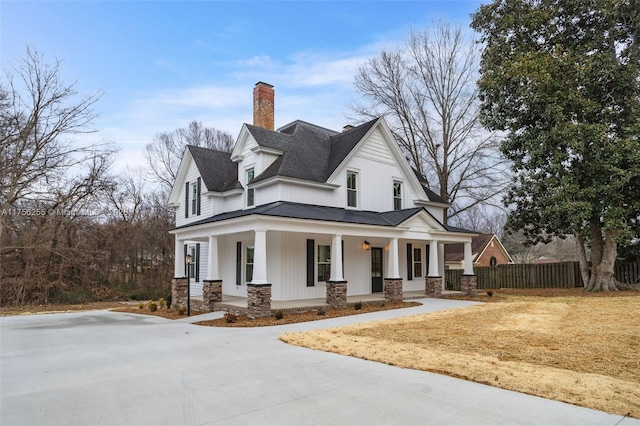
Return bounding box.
[371,247,383,293]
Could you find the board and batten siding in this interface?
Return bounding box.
[175,160,212,228]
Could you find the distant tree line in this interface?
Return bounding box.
[0,47,232,306]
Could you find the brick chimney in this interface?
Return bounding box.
[253,82,274,130]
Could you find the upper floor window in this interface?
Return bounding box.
[393,181,402,210]
[347,171,357,208]
[246,168,255,207]
[191,182,198,214]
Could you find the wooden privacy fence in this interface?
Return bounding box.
[445,261,640,290]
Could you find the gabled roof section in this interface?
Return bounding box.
[187,145,240,192]
[412,168,447,204]
[173,202,432,230]
[445,233,511,262]
[325,118,379,178]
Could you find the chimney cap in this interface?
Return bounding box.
[255,81,274,88]
[342,125,355,132]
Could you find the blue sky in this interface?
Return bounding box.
[2,1,484,171]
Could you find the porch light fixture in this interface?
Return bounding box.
[185,253,192,316]
[363,241,371,251]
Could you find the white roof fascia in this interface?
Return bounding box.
[167,147,194,206]
[230,124,250,162]
[250,176,339,190]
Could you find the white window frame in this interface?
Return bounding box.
[191,182,198,215]
[317,244,331,283]
[413,247,423,278]
[246,167,255,207]
[245,244,254,283]
[346,170,358,208]
[393,180,402,210]
[188,245,198,280]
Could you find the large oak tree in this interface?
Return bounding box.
[472,0,640,291]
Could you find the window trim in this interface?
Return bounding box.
[413,247,423,278]
[191,182,198,215]
[245,244,254,283]
[393,180,402,210]
[317,244,331,283]
[246,167,255,207]
[346,170,358,208]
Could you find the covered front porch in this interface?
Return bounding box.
[192,290,465,314]
[170,206,478,318]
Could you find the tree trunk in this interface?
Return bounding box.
[584,229,640,292]
[574,231,590,287]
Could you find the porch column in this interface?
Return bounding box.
[384,238,403,301]
[203,235,222,306]
[326,234,347,308]
[251,230,268,284]
[247,229,271,318]
[207,235,220,280]
[461,240,477,296]
[428,240,439,277]
[329,234,344,282]
[463,241,474,275]
[426,239,442,298]
[174,236,185,277]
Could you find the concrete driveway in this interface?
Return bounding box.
[1,299,637,426]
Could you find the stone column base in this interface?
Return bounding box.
[172,277,188,309]
[425,276,443,298]
[247,283,271,318]
[326,281,348,308]
[383,278,403,302]
[203,280,222,306]
[461,274,478,297]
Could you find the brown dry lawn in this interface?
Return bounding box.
[281,290,640,419]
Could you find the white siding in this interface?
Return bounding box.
[175,160,212,228]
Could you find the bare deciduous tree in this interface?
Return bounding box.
[351,22,509,224]
[145,120,234,191]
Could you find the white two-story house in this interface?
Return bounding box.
[168,82,477,315]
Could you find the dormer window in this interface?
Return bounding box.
[347,171,358,208]
[246,168,255,207]
[393,181,402,210]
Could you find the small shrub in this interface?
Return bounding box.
[354,301,363,310]
[225,312,237,323]
[178,305,187,316]
[166,294,172,309]
[274,310,284,320]
[317,308,325,316]
[147,300,153,310]
[158,298,166,309]
[149,302,158,312]
[446,281,454,291]
[380,302,385,308]
[486,291,494,297]
[138,302,144,309]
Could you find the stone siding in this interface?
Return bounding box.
[203,280,222,306]
[326,281,348,308]
[247,283,271,318]
[171,278,188,309]
[383,279,403,301]
[461,274,478,296]
[425,276,443,298]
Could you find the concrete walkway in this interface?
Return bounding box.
[1,299,637,426]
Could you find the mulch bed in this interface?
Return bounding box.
[195,301,420,327]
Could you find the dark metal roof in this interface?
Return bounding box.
[173,201,427,230]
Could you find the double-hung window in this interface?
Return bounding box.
[191,182,198,215]
[413,247,423,278]
[317,244,331,282]
[347,171,357,208]
[246,168,255,207]
[245,245,254,283]
[393,181,402,210]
